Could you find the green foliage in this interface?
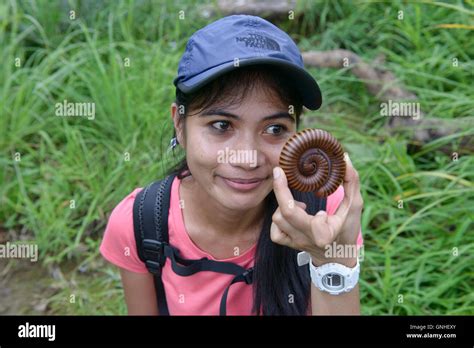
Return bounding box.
[1,0,473,315]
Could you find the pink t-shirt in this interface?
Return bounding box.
[99,176,363,315]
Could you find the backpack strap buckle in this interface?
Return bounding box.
[242,268,254,285]
[143,239,167,275]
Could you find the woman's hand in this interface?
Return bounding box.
[271,153,363,267]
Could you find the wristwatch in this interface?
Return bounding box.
[297,251,360,295]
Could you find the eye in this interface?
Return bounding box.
[265,124,287,135]
[210,120,231,132]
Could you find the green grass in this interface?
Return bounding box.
[1,0,473,315]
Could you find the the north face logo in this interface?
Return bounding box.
[235,33,280,51]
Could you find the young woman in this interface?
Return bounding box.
[100,15,364,315]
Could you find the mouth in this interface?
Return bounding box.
[218,176,268,192]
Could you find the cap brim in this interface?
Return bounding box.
[175,57,322,110]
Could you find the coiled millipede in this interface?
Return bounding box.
[279,128,346,197]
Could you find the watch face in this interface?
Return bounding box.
[322,273,344,291]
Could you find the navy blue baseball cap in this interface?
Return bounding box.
[173,15,322,110]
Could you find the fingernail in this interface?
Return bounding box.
[344,152,352,166]
[273,167,281,179]
[316,210,327,216]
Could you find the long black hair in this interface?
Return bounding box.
[166,65,311,315]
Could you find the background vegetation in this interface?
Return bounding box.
[1,0,473,315]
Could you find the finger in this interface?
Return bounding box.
[270,221,293,247]
[273,206,318,250]
[327,153,363,242]
[334,153,361,218]
[344,152,361,200]
[272,166,311,231]
[272,207,304,239]
[310,210,342,248]
[295,201,306,210]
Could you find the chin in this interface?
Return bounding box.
[220,196,263,211]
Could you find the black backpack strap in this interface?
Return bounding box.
[163,245,254,315]
[132,174,327,316]
[133,173,176,315]
[219,268,254,315]
[133,173,253,316]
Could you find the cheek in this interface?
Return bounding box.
[186,133,221,168]
[263,141,286,167]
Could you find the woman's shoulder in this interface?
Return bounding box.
[326,185,364,247]
[111,187,143,217]
[326,185,345,215]
[99,187,148,274]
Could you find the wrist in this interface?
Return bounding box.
[307,254,360,296]
[310,255,358,268]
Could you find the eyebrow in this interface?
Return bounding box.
[200,109,296,122]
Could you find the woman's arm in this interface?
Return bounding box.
[271,153,363,315]
[310,257,360,315]
[120,268,159,315]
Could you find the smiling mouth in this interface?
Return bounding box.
[218,176,268,192]
[223,177,266,183]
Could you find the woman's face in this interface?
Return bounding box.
[172,87,297,211]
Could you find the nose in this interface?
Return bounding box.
[227,133,265,170]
